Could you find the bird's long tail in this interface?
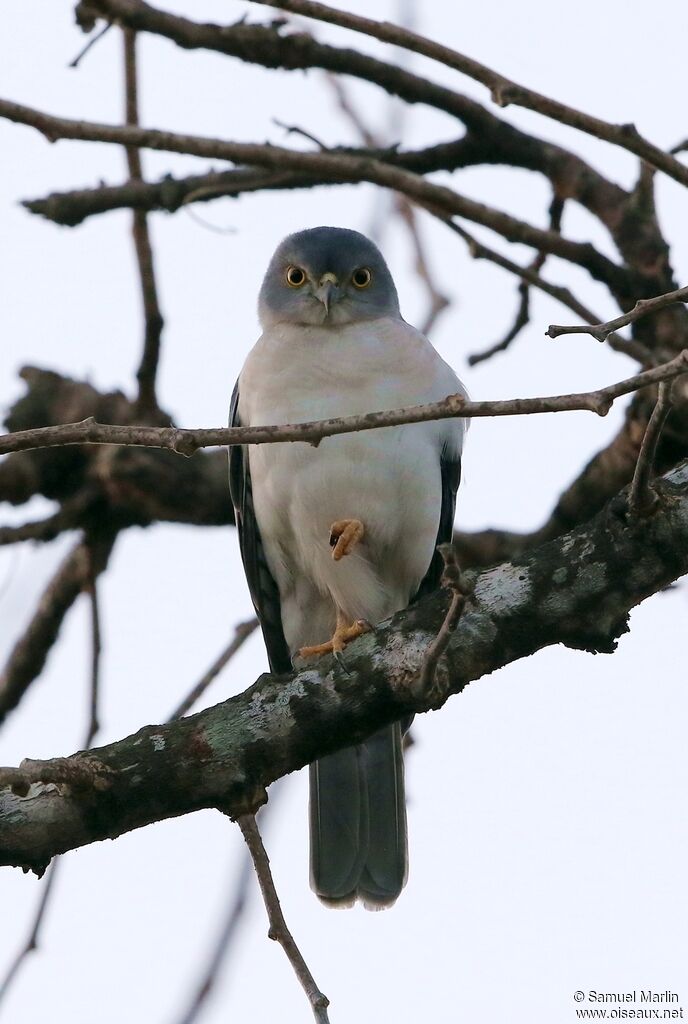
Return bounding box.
[309,721,408,910]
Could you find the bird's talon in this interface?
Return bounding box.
[329,518,365,560]
[333,650,350,674]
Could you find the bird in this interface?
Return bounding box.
[229,226,467,909]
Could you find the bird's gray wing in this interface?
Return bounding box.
[412,444,462,602]
[228,380,292,674]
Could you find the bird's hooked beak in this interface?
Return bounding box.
[314,272,339,314]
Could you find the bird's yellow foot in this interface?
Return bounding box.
[329,518,365,561]
[299,618,370,659]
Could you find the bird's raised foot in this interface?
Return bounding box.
[329,518,365,561]
[299,618,370,659]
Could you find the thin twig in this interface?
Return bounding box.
[547,285,688,342]
[468,197,563,365]
[441,219,650,363]
[414,544,470,706]
[2,352,688,460]
[173,850,255,1024]
[122,29,164,417]
[251,0,688,191]
[68,20,112,68]
[167,618,259,722]
[173,793,281,1024]
[83,547,102,746]
[236,814,330,1024]
[0,858,62,1004]
[628,382,675,516]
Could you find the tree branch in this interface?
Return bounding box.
[547,285,688,343]
[467,196,564,366]
[0,98,630,295]
[628,381,675,516]
[236,814,330,1023]
[4,455,688,871]
[445,221,651,364]
[1,352,687,460]
[250,0,688,190]
[122,28,164,416]
[167,619,259,721]
[0,531,116,724]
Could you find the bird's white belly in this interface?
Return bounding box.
[248,426,441,651]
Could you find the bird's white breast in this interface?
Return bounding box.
[238,317,466,651]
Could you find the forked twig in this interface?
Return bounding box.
[547,285,688,343]
[468,197,564,365]
[236,813,330,1023]
[441,218,650,363]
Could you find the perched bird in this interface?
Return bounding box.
[229,226,467,909]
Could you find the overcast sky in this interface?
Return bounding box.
[1,2,688,1023]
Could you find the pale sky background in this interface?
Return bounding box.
[1,2,688,1022]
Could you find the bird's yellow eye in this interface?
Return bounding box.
[286,266,306,287]
[352,267,372,289]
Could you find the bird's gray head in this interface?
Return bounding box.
[258,226,400,329]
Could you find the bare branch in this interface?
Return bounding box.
[167,618,259,721]
[236,814,330,1023]
[83,547,103,746]
[0,546,104,1002]
[628,382,675,516]
[19,139,505,227]
[0,99,629,294]
[467,196,563,365]
[122,29,164,416]
[415,545,470,706]
[1,353,687,460]
[0,532,116,725]
[173,849,254,1024]
[547,285,688,343]
[68,20,112,68]
[0,490,96,547]
[251,0,688,190]
[4,455,688,870]
[446,220,652,364]
[0,859,62,1004]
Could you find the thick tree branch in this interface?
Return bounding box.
[251,0,688,190]
[73,0,676,288]
[0,531,116,724]
[0,99,631,295]
[19,139,504,227]
[3,455,688,871]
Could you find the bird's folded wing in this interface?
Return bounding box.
[228,380,292,674]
